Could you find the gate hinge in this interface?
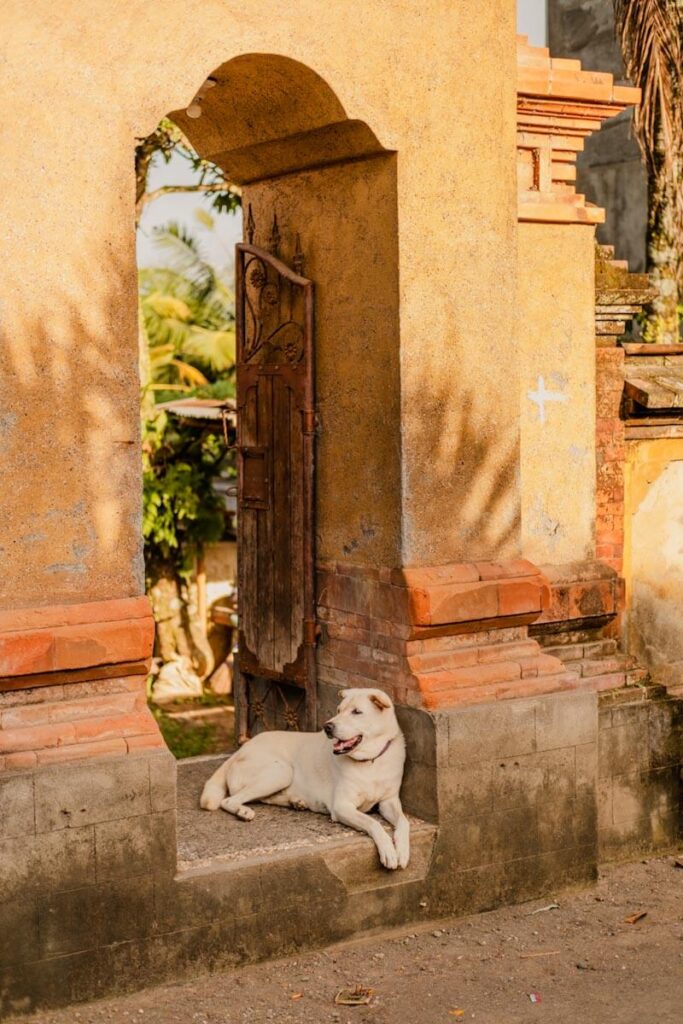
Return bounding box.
[302,409,317,435]
[303,618,320,646]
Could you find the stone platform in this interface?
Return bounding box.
[5,688,679,1015]
[176,753,432,870]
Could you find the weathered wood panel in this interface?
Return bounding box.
[234,233,315,736]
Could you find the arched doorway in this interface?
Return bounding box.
[159,53,399,740]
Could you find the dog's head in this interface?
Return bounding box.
[323,688,399,759]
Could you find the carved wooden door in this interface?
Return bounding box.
[234,225,316,739]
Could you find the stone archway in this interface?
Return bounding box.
[171,53,401,573]
[164,53,401,736]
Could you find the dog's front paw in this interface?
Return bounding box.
[396,840,410,870]
[378,839,399,870]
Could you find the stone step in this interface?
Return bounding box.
[176,755,436,880]
[563,670,627,694]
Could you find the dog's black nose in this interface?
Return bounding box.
[323,722,334,738]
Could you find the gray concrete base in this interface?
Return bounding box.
[2,687,679,1014]
[598,692,682,860]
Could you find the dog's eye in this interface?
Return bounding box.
[352,708,362,715]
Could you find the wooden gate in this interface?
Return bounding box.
[234,214,316,740]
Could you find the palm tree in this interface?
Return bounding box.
[139,224,236,688]
[139,223,236,394]
[613,1,683,342]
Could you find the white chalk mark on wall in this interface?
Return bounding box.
[527,376,568,424]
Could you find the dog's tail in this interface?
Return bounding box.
[200,757,231,811]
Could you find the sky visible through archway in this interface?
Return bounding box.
[136,150,242,272]
[518,0,547,47]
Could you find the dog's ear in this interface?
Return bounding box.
[369,692,391,711]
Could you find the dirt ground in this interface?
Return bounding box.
[20,854,683,1024]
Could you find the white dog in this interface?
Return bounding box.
[200,687,410,870]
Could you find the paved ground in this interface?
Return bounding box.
[19,853,683,1024]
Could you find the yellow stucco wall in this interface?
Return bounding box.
[0,0,520,610]
[624,439,683,687]
[518,222,596,565]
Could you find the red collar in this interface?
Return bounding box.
[353,738,393,764]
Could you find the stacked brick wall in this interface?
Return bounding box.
[0,675,163,771]
[596,346,626,573]
[537,630,646,693]
[0,596,161,764]
[317,561,575,710]
[530,561,633,694]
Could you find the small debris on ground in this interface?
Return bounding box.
[624,911,647,924]
[527,991,542,1004]
[528,902,560,915]
[334,987,374,1006]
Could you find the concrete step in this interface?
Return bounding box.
[176,755,437,888]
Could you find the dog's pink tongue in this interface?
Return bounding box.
[334,736,358,753]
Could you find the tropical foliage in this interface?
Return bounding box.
[135,116,241,684]
[613,0,683,342]
[140,220,236,583]
[140,223,236,394]
[142,409,229,581]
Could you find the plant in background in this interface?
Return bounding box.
[135,117,240,227]
[614,1,683,343]
[135,118,240,695]
[140,222,236,395]
[142,410,227,580]
[142,408,233,678]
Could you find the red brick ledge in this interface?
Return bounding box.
[317,560,578,709]
[0,596,154,689]
[0,674,164,769]
[531,561,623,632]
[318,559,548,637]
[0,598,164,765]
[402,559,547,631]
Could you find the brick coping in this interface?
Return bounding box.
[516,36,638,226]
[0,595,150,634]
[0,596,154,688]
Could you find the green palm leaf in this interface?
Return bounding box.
[153,222,216,297]
[183,327,236,372]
